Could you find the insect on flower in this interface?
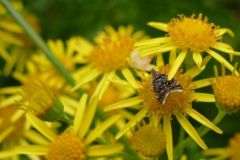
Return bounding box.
[151,70,183,104]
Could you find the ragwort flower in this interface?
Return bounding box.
[135,13,239,80]
[2,94,123,160]
[73,26,147,99]
[104,55,222,160]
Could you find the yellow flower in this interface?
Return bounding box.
[104,55,222,160]
[213,64,240,113]
[135,13,239,80]
[14,37,88,94]
[73,26,146,100]
[1,94,123,160]
[130,124,166,158]
[205,133,240,160]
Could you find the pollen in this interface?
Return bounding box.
[213,76,240,112]
[20,78,55,116]
[89,34,134,73]
[227,133,240,160]
[131,125,166,157]
[46,133,87,160]
[168,14,220,52]
[139,65,194,116]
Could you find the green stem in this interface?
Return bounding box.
[174,110,226,159]
[1,0,75,86]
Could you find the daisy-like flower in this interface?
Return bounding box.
[213,64,240,113]
[204,133,240,160]
[14,37,88,94]
[104,55,222,160]
[1,94,123,160]
[135,13,239,80]
[73,26,147,99]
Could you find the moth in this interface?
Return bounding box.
[151,70,183,104]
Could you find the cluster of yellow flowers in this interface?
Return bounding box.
[1,1,240,160]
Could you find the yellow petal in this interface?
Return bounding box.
[88,143,124,157]
[115,108,148,140]
[163,115,173,160]
[187,108,223,134]
[157,54,164,67]
[0,151,16,159]
[73,94,88,135]
[169,49,177,65]
[26,112,56,141]
[213,42,240,55]
[193,93,215,102]
[140,45,176,57]
[147,22,168,32]
[135,37,171,47]
[215,28,234,37]
[0,126,14,142]
[104,96,143,112]
[15,145,48,155]
[193,52,202,68]
[176,115,207,150]
[72,68,101,91]
[121,68,140,89]
[93,71,114,100]
[204,148,228,156]
[0,86,20,94]
[168,50,187,80]
[207,50,238,76]
[192,78,214,89]
[86,115,121,144]
[184,55,211,78]
[0,21,23,33]
[78,96,98,138]
[24,130,50,145]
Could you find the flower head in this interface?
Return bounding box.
[73,26,146,99]
[213,64,240,113]
[104,55,222,160]
[5,94,123,160]
[131,125,166,158]
[135,13,239,80]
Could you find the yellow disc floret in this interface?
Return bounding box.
[46,133,87,160]
[213,75,240,112]
[89,34,134,73]
[168,14,220,52]
[131,125,166,157]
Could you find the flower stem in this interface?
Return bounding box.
[1,0,76,87]
[174,110,226,159]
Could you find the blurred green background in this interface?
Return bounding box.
[17,0,240,159]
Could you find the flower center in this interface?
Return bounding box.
[139,66,194,116]
[131,125,166,157]
[168,14,219,52]
[228,133,240,160]
[46,133,87,160]
[89,35,134,72]
[213,76,240,112]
